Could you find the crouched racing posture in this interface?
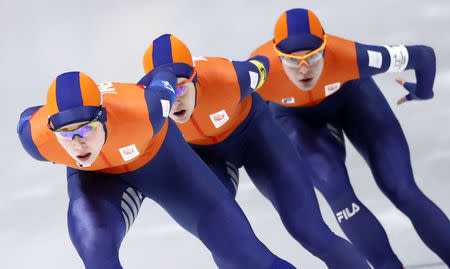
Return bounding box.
[251,8,450,268]
[139,34,371,269]
[17,71,297,268]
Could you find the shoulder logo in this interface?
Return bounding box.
[98,82,117,95]
[119,144,140,161]
[324,82,341,97]
[192,56,208,66]
[281,97,295,104]
[209,109,230,128]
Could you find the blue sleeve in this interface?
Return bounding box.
[141,70,177,135]
[17,106,47,161]
[355,43,391,76]
[356,43,435,100]
[232,55,270,102]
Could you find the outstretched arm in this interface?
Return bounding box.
[356,43,436,104]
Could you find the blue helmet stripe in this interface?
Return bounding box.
[286,9,311,36]
[55,72,84,111]
[152,34,173,67]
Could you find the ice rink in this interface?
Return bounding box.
[1,0,449,268]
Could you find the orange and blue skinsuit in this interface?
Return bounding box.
[251,8,450,268]
[17,71,297,269]
[139,34,371,268]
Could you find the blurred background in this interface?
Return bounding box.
[1,0,449,268]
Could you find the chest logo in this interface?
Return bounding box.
[324,82,341,97]
[119,144,140,161]
[281,97,295,104]
[209,109,230,128]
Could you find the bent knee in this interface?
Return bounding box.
[280,207,332,252]
[382,182,423,209]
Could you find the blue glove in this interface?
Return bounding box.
[404,45,436,100]
[138,66,177,104]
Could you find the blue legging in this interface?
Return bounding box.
[66,119,296,269]
[271,77,450,269]
[192,93,371,269]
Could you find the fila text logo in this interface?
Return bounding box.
[209,109,230,128]
[324,82,341,97]
[336,202,360,223]
[119,144,140,161]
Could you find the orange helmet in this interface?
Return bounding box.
[143,34,194,79]
[274,8,325,53]
[47,71,105,129]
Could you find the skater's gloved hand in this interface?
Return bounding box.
[148,67,178,103]
[395,77,418,105]
[399,45,436,104]
[138,65,175,89]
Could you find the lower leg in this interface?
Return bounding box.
[343,76,450,265]
[198,198,296,269]
[326,193,403,269]
[240,123,370,267]
[282,126,401,268]
[276,196,371,269]
[385,184,450,264]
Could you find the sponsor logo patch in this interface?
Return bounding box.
[160,100,170,118]
[192,56,208,65]
[324,82,341,96]
[249,71,259,89]
[281,97,295,104]
[367,50,382,68]
[384,45,409,72]
[162,80,175,94]
[98,82,117,94]
[119,144,140,161]
[209,109,230,128]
